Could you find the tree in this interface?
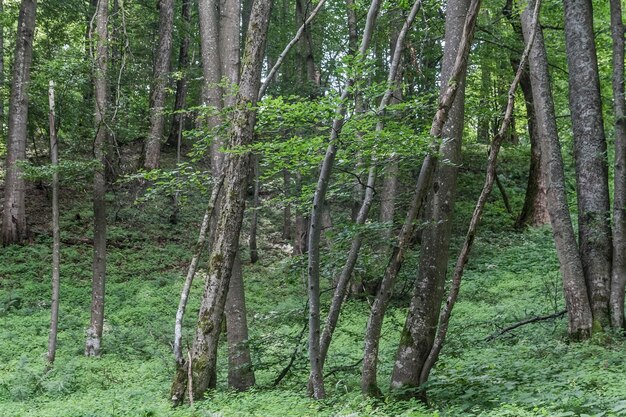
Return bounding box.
[389,0,478,398]
[85,0,109,357]
[2,0,37,245]
[169,0,272,403]
[520,0,592,338]
[144,0,175,169]
[563,0,612,329]
[609,0,626,329]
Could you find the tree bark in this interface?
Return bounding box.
[85,0,109,358]
[2,0,37,245]
[610,0,626,329]
[563,0,612,328]
[225,252,256,389]
[167,0,192,147]
[144,0,175,169]
[47,80,60,366]
[169,0,272,403]
[282,169,292,240]
[521,0,592,339]
[306,0,383,399]
[0,0,4,135]
[389,0,477,398]
[249,155,260,264]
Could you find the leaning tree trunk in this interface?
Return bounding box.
[169,0,272,404]
[319,0,423,374]
[2,0,37,245]
[144,0,174,169]
[609,0,626,330]
[167,0,192,147]
[563,0,612,329]
[389,0,475,399]
[306,0,383,399]
[85,0,109,358]
[520,0,592,339]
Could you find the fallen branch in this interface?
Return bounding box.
[484,309,566,341]
[273,307,308,387]
[324,358,363,378]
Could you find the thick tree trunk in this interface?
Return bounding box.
[2,0,37,245]
[610,0,626,329]
[225,253,256,389]
[167,0,192,147]
[198,0,223,170]
[145,0,174,169]
[86,0,109,358]
[563,0,612,328]
[389,0,476,398]
[169,0,271,403]
[47,80,60,366]
[520,0,592,339]
[306,0,383,399]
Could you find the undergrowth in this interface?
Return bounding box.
[1,146,625,416]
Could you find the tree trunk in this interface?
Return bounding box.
[249,155,260,264]
[47,80,60,366]
[198,0,223,171]
[85,0,109,358]
[563,0,612,329]
[167,0,192,147]
[144,0,174,169]
[169,0,272,403]
[306,0,383,399]
[520,0,592,339]
[282,169,292,240]
[2,0,37,245]
[609,0,626,329]
[0,0,4,135]
[389,0,475,398]
[503,0,549,229]
[225,253,256,389]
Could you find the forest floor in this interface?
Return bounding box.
[1,145,626,416]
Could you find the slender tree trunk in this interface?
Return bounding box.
[170,0,272,403]
[86,0,109,358]
[294,172,308,255]
[167,0,192,147]
[520,0,592,338]
[145,0,175,169]
[502,0,548,228]
[389,0,477,398]
[306,0,383,399]
[563,0,612,328]
[249,155,260,264]
[282,169,292,240]
[0,0,4,134]
[2,0,37,245]
[172,175,224,368]
[610,0,626,329]
[47,80,60,366]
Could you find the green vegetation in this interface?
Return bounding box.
[1,147,625,417]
